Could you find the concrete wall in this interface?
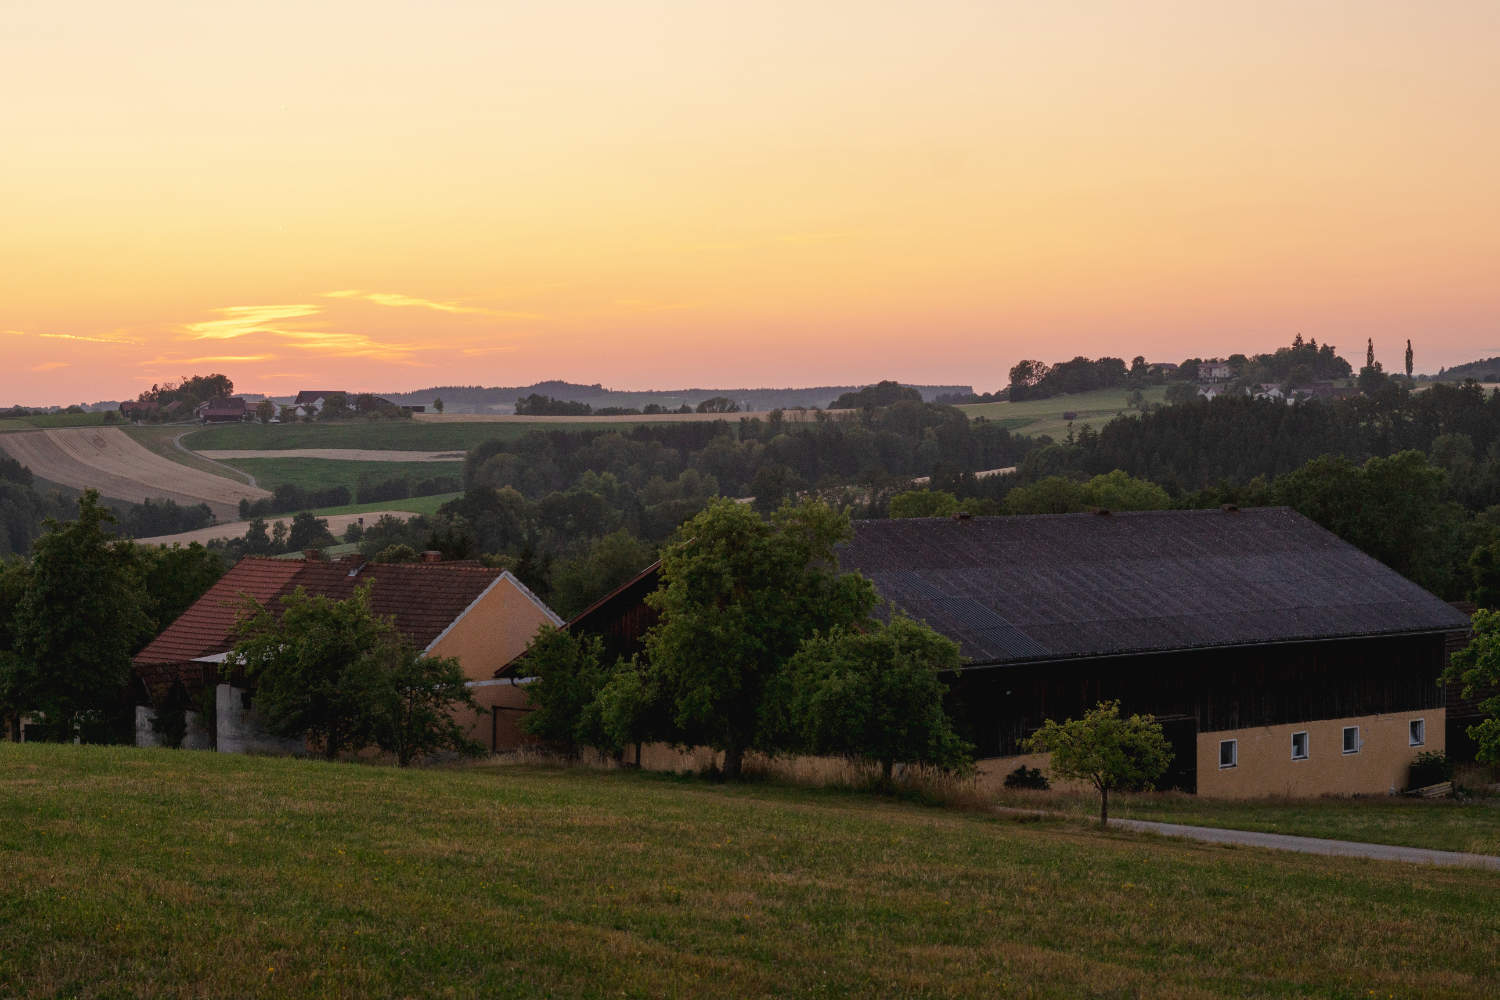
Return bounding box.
[133,705,212,750]
[216,683,305,756]
[1195,710,1445,798]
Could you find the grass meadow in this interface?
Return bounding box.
[306,492,463,518]
[993,785,1500,855]
[2,744,1498,1000]
[958,386,1169,440]
[180,421,595,452]
[0,412,114,433]
[221,458,464,494]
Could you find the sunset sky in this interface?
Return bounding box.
[3,1,1498,406]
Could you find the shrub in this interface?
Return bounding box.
[1003,764,1050,790]
[1408,751,1453,789]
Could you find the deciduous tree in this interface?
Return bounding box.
[1444,610,1500,763]
[780,616,972,781]
[644,498,877,778]
[1023,701,1172,825]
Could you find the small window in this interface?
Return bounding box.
[1219,739,1238,769]
[1291,731,1309,760]
[1342,726,1360,754]
[1409,719,1425,747]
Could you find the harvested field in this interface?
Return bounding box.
[136,509,416,546]
[197,448,465,462]
[0,428,268,518]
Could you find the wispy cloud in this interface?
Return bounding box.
[274,330,422,362]
[37,331,142,345]
[323,289,542,320]
[140,354,274,367]
[30,361,69,372]
[183,305,321,340]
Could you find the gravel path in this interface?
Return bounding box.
[1108,818,1500,869]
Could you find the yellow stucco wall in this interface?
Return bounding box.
[428,573,558,748]
[429,574,557,680]
[1195,710,1445,798]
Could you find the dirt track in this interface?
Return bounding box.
[136,510,417,547]
[197,449,465,462]
[0,428,270,518]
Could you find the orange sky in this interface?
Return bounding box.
[3,1,1498,405]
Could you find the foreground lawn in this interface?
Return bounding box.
[996,787,1500,855]
[2,745,1498,999]
[221,457,463,494]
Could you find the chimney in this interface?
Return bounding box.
[422,550,443,563]
[304,549,321,561]
[1093,507,1111,516]
[1221,503,1240,513]
[951,511,973,521]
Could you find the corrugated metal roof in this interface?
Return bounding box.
[836,508,1472,665]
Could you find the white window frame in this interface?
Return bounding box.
[1409,719,1425,747]
[1291,730,1309,761]
[1218,738,1238,769]
[1342,725,1361,755]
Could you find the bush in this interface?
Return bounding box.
[1003,764,1050,790]
[1408,751,1453,789]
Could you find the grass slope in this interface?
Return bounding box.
[306,492,462,518]
[959,386,1168,439]
[222,458,463,494]
[182,421,599,452]
[996,788,1500,855]
[2,744,1497,1000]
[121,424,258,486]
[0,412,113,433]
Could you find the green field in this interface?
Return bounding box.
[3,745,1498,1000]
[223,458,463,494]
[0,412,114,433]
[181,421,605,452]
[120,424,258,485]
[306,492,462,518]
[994,786,1500,855]
[959,386,1168,439]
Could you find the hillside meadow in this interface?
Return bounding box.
[180,420,630,452]
[959,386,1169,439]
[2,744,1498,999]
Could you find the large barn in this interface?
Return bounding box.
[837,507,1470,796]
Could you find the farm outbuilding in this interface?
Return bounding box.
[836,508,1470,797]
[133,554,561,755]
[534,507,1470,797]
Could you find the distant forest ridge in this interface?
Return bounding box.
[366,381,974,414]
[1431,358,1500,382]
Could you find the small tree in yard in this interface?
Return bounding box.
[1023,701,1172,825]
[1444,609,1500,763]
[368,643,481,766]
[781,615,972,782]
[519,625,613,757]
[433,397,445,414]
[232,583,478,763]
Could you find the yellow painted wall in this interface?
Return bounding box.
[1195,710,1444,799]
[429,574,557,681]
[429,574,559,748]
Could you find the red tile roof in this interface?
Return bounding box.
[133,557,513,696]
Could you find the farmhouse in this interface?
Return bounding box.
[837,508,1470,797]
[194,397,249,423]
[133,554,560,754]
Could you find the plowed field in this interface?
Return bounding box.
[0,427,269,518]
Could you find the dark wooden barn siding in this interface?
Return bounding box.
[952,632,1450,758]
